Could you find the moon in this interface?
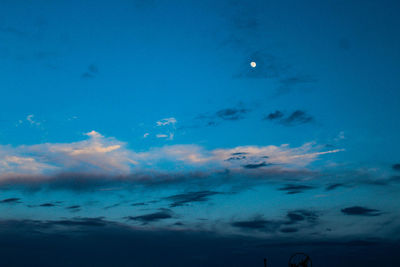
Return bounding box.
[250,61,256,68]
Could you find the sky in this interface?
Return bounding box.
[0,0,400,266]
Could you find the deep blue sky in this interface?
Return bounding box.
[0,0,400,266]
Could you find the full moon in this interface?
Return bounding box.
[250,61,256,68]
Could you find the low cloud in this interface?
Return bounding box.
[341,206,382,216]
[231,209,319,234]
[0,131,343,190]
[125,209,173,224]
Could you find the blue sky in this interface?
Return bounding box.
[0,0,400,265]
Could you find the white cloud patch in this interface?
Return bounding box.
[0,131,343,179]
[26,114,41,126]
[156,117,177,126]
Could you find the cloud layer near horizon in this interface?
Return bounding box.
[0,131,343,178]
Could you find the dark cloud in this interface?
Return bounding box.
[232,209,319,234]
[66,205,81,212]
[286,210,318,225]
[284,110,314,125]
[125,209,173,224]
[231,152,248,156]
[280,227,298,233]
[325,183,345,191]
[47,217,108,227]
[81,64,99,79]
[104,203,121,210]
[265,110,314,126]
[39,203,56,207]
[242,162,270,169]
[0,198,21,204]
[341,206,382,216]
[184,104,251,129]
[215,107,249,121]
[231,218,279,232]
[226,155,246,161]
[226,152,248,161]
[265,110,284,120]
[131,202,147,206]
[392,164,400,171]
[278,184,315,194]
[164,191,220,207]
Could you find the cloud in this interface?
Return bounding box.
[325,183,345,191]
[0,130,137,175]
[125,209,173,224]
[0,198,21,204]
[265,110,284,120]
[341,206,382,216]
[26,114,41,126]
[215,108,249,121]
[193,104,250,127]
[0,131,343,190]
[156,117,177,126]
[242,162,270,169]
[392,164,400,171]
[66,205,81,212]
[163,191,220,207]
[278,184,315,194]
[264,110,314,126]
[39,203,57,207]
[81,64,99,79]
[156,133,174,140]
[231,209,319,234]
[231,217,278,231]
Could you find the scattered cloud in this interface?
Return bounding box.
[125,209,173,224]
[325,183,345,191]
[264,110,314,126]
[163,191,220,207]
[278,184,315,194]
[242,162,270,169]
[193,104,250,127]
[156,133,174,140]
[0,198,21,204]
[156,117,177,126]
[231,209,319,234]
[215,108,249,121]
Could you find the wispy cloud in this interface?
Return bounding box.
[156,117,177,126]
